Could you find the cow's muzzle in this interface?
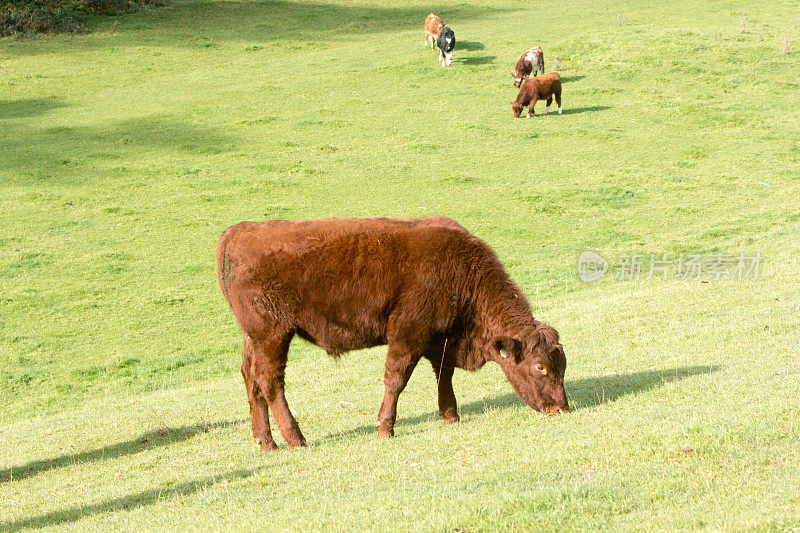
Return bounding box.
[545,404,569,415]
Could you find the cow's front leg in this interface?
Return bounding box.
[527,98,538,119]
[377,343,422,438]
[251,331,306,448]
[432,360,459,424]
[445,51,452,67]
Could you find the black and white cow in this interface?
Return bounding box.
[437,26,455,67]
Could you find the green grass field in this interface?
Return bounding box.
[2,0,799,529]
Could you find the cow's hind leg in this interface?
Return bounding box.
[242,336,277,451]
[556,89,562,115]
[545,96,553,115]
[250,331,306,448]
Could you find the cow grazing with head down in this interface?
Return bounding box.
[513,46,545,87]
[217,216,569,450]
[512,72,562,118]
[437,26,455,67]
[424,13,444,49]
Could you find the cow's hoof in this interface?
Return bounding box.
[377,426,394,439]
[286,435,307,448]
[255,438,278,452]
[443,415,460,425]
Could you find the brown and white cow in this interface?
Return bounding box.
[217,217,569,450]
[512,47,545,87]
[424,13,445,49]
[511,72,562,118]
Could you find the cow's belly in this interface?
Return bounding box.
[294,304,390,355]
[296,323,387,355]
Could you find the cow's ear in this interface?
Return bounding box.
[493,336,523,361]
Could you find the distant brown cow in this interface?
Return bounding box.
[511,72,562,118]
[217,217,569,450]
[424,13,445,49]
[512,47,545,87]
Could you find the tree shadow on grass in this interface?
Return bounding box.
[0,468,257,532]
[175,1,508,43]
[0,420,244,484]
[458,55,496,65]
[0,114,238,186]
[0,97,67,120]
[22,1,513,54]
[315,365,718,444]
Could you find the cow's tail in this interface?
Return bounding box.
[216,228,235,301]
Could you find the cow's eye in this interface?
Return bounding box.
[535,364,547,376]
[536,364,544,371]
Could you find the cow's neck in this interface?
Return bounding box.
[457,263,537,370]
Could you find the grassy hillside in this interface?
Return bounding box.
[1,0,799,529]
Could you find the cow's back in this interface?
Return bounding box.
[536,73,561,98]
[424,13,443,35]
[217,217,474,354]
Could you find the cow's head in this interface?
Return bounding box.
[511,101,524,117]
[491,323,569,414]
[512,73,527,88]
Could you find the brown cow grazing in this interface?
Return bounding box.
[217,217,569,450]
[424,13,445,50]
[512,46,545,87]
[511,72,562,118]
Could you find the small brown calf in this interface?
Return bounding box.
[511,72,562,118]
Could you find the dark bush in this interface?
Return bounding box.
[0,1,85,36]
[0,0,166,36]
[73,0,166,17]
